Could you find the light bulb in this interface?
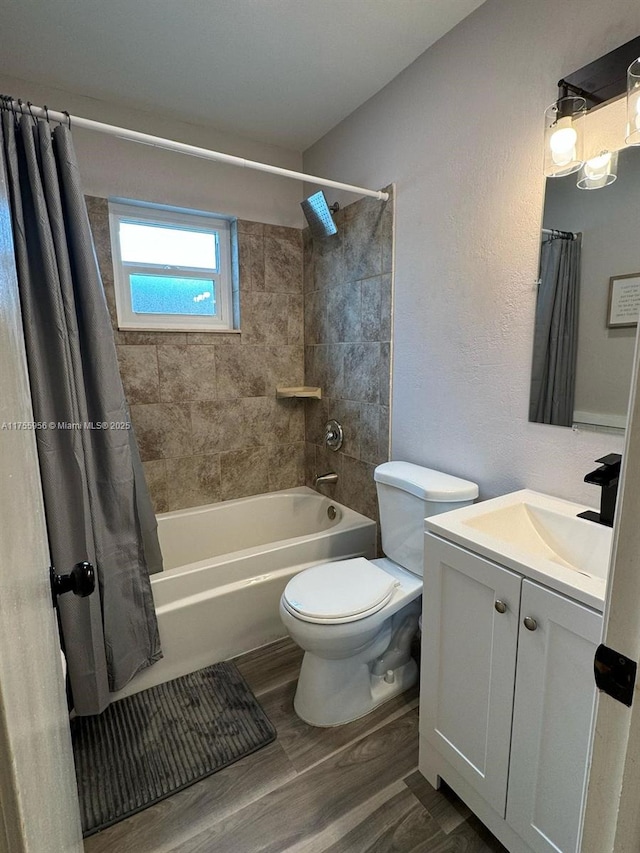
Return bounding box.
[584,152,611,180]
[544,96,585,177]
[577,149,618,190]
[549,118,577,166]
[549,124,578,166]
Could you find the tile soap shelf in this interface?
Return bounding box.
[276,386,322,399]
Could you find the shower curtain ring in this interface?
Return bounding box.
[43,105,49,123]
[26,102,37,125]
[63,110,71,130]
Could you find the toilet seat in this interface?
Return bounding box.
[282,558,399,624]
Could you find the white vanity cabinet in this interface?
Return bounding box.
[420,536,521,815]
[506,580,602,853]
[420,534,603,853]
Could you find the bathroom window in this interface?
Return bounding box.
[109,201,234,331]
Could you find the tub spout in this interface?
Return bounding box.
[314,472,338,487]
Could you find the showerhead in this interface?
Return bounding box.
[301,191,339,239]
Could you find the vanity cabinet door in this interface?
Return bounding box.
[421,535,521,817]
[506,580,602,853]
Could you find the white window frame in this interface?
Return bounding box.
[108,200,234,332]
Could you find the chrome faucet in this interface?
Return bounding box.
[577,453,622,527]
[314,472,338,487]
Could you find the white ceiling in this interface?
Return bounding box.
[1,0,485,150]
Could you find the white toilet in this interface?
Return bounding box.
[280,461,478,726]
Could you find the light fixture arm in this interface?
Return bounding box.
[557,79,604,107]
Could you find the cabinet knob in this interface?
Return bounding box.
[494,600,507,614]
[523,616,538,631]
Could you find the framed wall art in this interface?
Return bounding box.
[608,273,640,328]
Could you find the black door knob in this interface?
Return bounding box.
[50,561,95,606]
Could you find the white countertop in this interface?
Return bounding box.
[425,489,612,611]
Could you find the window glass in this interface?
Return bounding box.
[108,200,235,332]
[119,221,218,270]
[129,274,216,316]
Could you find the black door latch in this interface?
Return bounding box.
[50,561,95,607]
[594,644,637,707]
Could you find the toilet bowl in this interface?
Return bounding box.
[280,462,478,727]
[280,557,422,726]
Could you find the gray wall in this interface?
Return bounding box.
[304,190,393,522]
[87,198,306,512]
[0,72,304,228]
[303,0,640,506]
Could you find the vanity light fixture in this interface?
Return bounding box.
[543,37,640,187]
[576,150,618,190]
[543,90,586,178]
[626,58,640,145]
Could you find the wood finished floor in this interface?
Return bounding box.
[83,638,507,853]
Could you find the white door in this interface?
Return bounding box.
[0,163,83,851]
[507,580,602,853]
[420,535,521,816]
[581,305,640,851]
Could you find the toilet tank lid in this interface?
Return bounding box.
[374,461,479,502]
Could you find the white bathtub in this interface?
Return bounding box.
[113,487,376,699]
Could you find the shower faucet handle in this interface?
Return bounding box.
[324,420,343,451]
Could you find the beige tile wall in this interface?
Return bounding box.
[86,197,306,513]
[303,187,393,524]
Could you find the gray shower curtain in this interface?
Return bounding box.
[1,111,162,716]
[529,235,581,427]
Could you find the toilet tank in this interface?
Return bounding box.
[374,462,478,577]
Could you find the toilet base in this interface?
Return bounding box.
[283,587,422,727]
[293,652,419,728]
[289,600,421,727]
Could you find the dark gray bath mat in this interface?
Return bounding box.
[71,661,276,837]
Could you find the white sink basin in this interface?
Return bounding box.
[425,489,613,610]
[463,501,611,580]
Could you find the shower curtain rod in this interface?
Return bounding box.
[2,98,389,202]
[541,227,577,239]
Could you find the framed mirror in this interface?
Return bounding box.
[529,144,640,432]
